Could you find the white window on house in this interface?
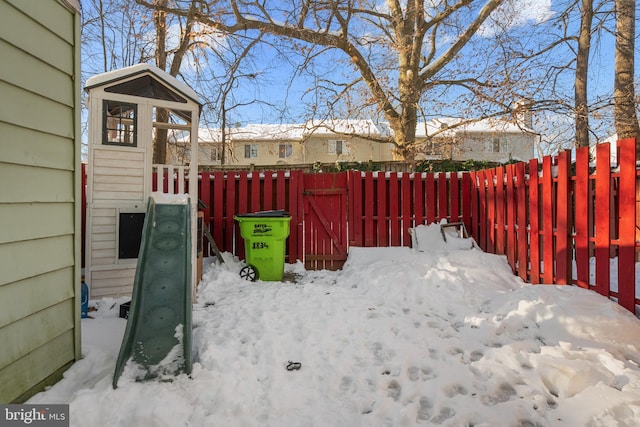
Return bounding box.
[279,143,292,158]
[244,144,258,158]
[328,139,349,155]
[210,146,222,162]
[485,138,502,153]
[426,140,443,156]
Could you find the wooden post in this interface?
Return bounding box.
[595,143,611,297]
[505,165,516,272]
[529,159,540,284]
[515,163,528,281]
[388,173,400,246]
[495,166,505,255]
[574,147,590,289]
[401,173,411,246]
[555,150,571,285]
[486,169,496,253]
[542,156,554,283]
[617,138,636,311]
[377,172,387,246]
[212,172,224,251]
[364,172,375,247]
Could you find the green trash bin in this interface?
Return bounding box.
[234,210,292,281]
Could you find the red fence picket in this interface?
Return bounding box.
[617,138,637,311]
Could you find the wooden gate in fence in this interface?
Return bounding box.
[303,173,348,271]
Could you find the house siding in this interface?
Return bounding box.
[90,148,146,202]
[454,133,535,162]
[196,121,535,168]
[0,0,81,403]
[304,136,394,163]
[226,139,306,166]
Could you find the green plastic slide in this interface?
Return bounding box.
[113,196,192,388]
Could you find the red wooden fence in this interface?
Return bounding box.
[197,170,305,267]
[469,139,639,313]
[346,170,472,248]
[82,139,640,313]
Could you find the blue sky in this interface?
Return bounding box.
[81,0,638,149]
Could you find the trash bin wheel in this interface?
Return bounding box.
[240,265,258,282]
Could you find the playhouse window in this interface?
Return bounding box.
[103,100,137,147]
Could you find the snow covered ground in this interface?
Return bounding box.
[29,224,640,426]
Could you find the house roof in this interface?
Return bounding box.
[303,119,392,138]
[198,124,305,142]
[197,118,533,143]
[416,118,534,138]
[85,63,201,106]
[199,120,392,143]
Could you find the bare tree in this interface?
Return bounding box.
[82,0,267,168]
[216,36,262,165]
[81,0,154,74]
[148,0,206,164]
[138,0,520,162]
[81,0,155,158]
[613,0,640,151]
[497,0,622,152]
[575,0,593,148]
[125,0,272,164]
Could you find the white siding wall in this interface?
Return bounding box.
[91,149,145,202]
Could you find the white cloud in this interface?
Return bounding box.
[513,0,555,24]
[480,0,555,37]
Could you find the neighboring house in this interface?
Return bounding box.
[197,124,306,166]
[194,117,536,167]
[0,0,82,403]
[302,120,395,164]
[196,120,395,167]
[416,117,537,162]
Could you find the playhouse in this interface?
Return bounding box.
[84,64,201,299]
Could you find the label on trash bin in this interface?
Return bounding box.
[252,224,272,235]
[252,241,269,250]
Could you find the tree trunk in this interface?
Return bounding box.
[613,0,640,154]
[575,0,592,148]
[152,0,169,165]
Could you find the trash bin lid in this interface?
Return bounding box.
[235,210,290,218]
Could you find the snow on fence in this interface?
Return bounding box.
[81,139,639,313]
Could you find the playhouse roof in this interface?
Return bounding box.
[85,63,201,106]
